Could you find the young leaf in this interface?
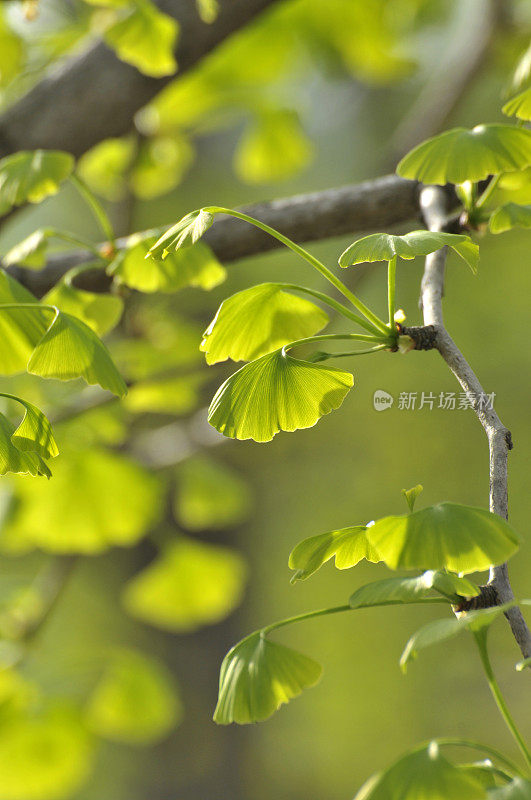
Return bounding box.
[2,229,53,269]
[349,571,479,609]
[104,0,179,77]
[339,231,479,273]
[488,778,531,799]
[2,394,59,460]
[122,537,247,633]
[0,414,51,478]
[77,136,136,201]
[0,273,48,374]
[354,742,486,800]
[146,209,214,261]
[207,349,353,442]
[396,125,531,185]
[130,135,194,200]
[42,281,124,337]
[174,456,252,531]
[402,484,423,512]
[0,150,74,210]
[200,283,328,364]
[365,502,520,574]
[109,236,225,292]
[489,203,531,234]
[288,526,379,582]
[27,309,127,397]
[85,649,181,745]
[213,632,322,725]
[502,87,531,122]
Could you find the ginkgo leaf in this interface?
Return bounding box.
[146,209,214,261]
[502,87,531,121]
[402,484,423,512]
[489,778,531,799]
[213,632,322,725]
[349,571,479,609]
[354,742,486,800]
[365,502,520,574]
[399,602,527,671]
[0,393,58,460]
[129,135,194,200]
[0,273,47,374]
[288,526,379,582]
[122,537,247,633]
[339,231,479,273]
[27,308,127,397]
[42,281,124,337]
[0,150,74,210]
[2,229,52,269]
[207,349,353,442]
[489,203,531,234]
[200,283,329,364]
[396,125,531,185]
[109,236,225,292]
[123,373,207,415]
[104,0,179,77]
[0,414,51,478]
[77,136,136,201]
[174,456,252,530]
[85,649,181,745]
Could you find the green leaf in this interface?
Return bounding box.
[0,706,93,800]
[1,448,162,554]
[489,778,531,799]
[129,135,194,199]
[27,309,127,396]
[402,484,423,512]
[42,281,124,337]
[503,88,531,122]
[104,0,179,77]
[349,571,479,609]
[489,203,531,234]
[2,229,52,270]
[174,456,252,530]
[0,274,47,375]
[122,537,247,633]
[146,209,214,261]
[207,349,353,442]
[234,110,314,184]
[213,632,322,725]
[288,526,379,582]
[200,283,329,364]
[0,12,24,88]
[196,0,219,23]
[123,372,206,415]
[110,236,225,292]
[399,602,522,671]
[354,742,486,800]
[76,136,136,201]
[85,649,181,745]
[0,151,74,211]
[339,231,479,273]
[0,414,51,478]
[365,502,521,575]
[1,394,58,460]
[396,125,531,185]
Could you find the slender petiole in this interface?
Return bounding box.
[313,345,388,361]
[284,334,393,356]
[433,738,525,778]
[70,174,116,247]
[276,282,383,334]
[475,174,502,210]
[206,206,390,335]
[45,229,104,259]
[387,255,397,329]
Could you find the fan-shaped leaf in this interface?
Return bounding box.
[122,537,247,633]
[489,203,531,234]
[201,283,328,364]
[104,0,178,77]
[110,236,225,292]
[289,526,379,582]
[146,209,214,261]
[365,502,520,574]
[0,274,47,374]
[354,742,486,800]
[130,135,194,199]
[77,136,136,201]
[174,456,252,531]
[42,281,123,337]
[489,778,531,799]
[0,415,51,478]
[339,231,479,273]
[0,151,74,210]
[123,372,206,415]
[1,394,58,460]
[208,349,353,442]
[85,649,181,745]
[503,88,531,122]
[2,229,52,269]
[213,632,322,725]
[396,125,531,185]
[349,571,479,609]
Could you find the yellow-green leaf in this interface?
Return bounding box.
[104,0,179,77]
[174,456,252,530]
[0,151,74,211]
[289,526,379,582]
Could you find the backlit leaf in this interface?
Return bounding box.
[0,13,24,88]
[349,571,479,609]
[146,209,214,261]
[196,0,219,23]
[502,87,531,122]
[42,281,123,337]
[0,151,74,211]
[396,125,531,185]
[76,136,136,201]
[0,415,51,479]
[85,649,181,745]
[402,484,423,512]
[200,283,328,364]
[0,274,47,375]
[489,203,531,234]
[129,136,194,199]
[122,537,247,633]
[2,394,58,460]
[174,456,252,530]
[365,502,520,574]
[2,229,52,270]
[213,631,322,725]
[123,372,206,415]
[207,349,353,442]
[339,231,479,273]
[104,0,179,77]
[289,526,379,582]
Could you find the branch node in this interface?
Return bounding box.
[454,584,498,613]
[397,324,438,350]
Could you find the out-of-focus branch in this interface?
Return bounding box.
[0,0,277,160]
[418,184,531,660]
[6,175,420,296]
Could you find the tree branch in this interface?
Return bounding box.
[0,0,277,160]
[6,175,420,296]
[418,184,531,660]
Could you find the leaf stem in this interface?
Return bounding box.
[206,207,389,335]
[387,255,397,329]
[286,333,392,352]
[435,738,525,777]
[70,175,116,248]
[46,229,104,259]
[476,174,502,210]
[276,282,382,332]
[473,630,531,769]
[312,345,388,361]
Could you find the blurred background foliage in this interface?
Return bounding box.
[0,0,530,798]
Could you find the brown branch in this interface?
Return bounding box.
[5,175,420,296]
[418,184,531,660]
